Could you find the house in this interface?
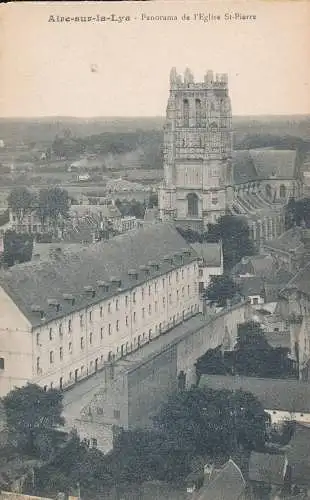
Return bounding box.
[199,375,310,426]
[239,276,265,307]
[190,242,223,291]
[69,203,122,232]
[193,459,247,500]
[0,223,201,397]
[232,254,275,280]
[248,451,289,488]
[285,423,310,487]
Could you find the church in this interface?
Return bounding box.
[158,68,303,246]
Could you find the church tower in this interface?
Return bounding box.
[158,67,233,231]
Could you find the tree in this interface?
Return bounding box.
[204,274,240,307]
[36,187,70,229]
[284,197,310,229]
[7,187,36,223]
[3,230,34,266]
[2,383,65,457]
[206,215,256,271]
[153,386,268,458]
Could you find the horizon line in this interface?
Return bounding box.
[0,113,310,120]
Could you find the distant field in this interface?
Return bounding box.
[0,115,310,145]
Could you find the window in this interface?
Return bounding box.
[0,358,5,370]
[133,312,136,322]
[116,299,119,311]
[142,308,145,318]
[163,297,166,308]
[252,297,259,305]
[68,319,72,332]
[125,315,129,326]
[89,332,93,344]
[80,337,84,350]
[162,278,165,287]
[177,290,179,301]
[141,288,144,300]
[36,332,40,346]
[168,275,171,285]
[148,304,152,315]
[187,193,199,217]
[49,351,54,364]
[59,323,63,336]
[69,342,72,354]
[91,438,98,448]
[182,286,185,296]
[199,269,203,277]
[148,285,151,296]
[188,285,190,295]
[155,301,158,312]
[183,99,189,127]
[100,327,103,339]
[108,303,111,313]
[59,347,63,360]
[116,320,119,332]
[89,311,92,321]
[125,296,128,307]
[80,314,84,327]
[176,272,179,283]
[181,270,184,279]
[36,357,40,374]
[195,98,202,126]
[108,323,111,335]
[169,294,172,304]
[97,407,103,415]
[113,409,120,420]
[133,292,136,304]
[49,328,53,341]
[154,282,157,292]
[100,306,103,318]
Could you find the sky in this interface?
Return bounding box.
[1,1,310,117]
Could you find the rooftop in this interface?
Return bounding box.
[285,423,310,485]
[248,451,287,485]
[199,375,310,413]
[264,227,305,254]
[190,242,222,267]
[239,276,265,297]
[0,223,197,327]
[281,262,310,297]
[195,459,246,500]
[233,149,297,185]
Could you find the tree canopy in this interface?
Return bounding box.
[153,386,268,457]
[3,230,34,266]
[203,274,240,307]
[7,187,36,223]
[284,197,310,229]
[36,187,70,227]
[2,383,64,458]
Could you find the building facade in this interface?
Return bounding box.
[159,68,303,245]
[0,223,201,397]
[159,68,233,230]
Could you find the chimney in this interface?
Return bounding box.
[31,304,46,320]
[139,264,150,278]
[163,255,174,265]
[110,276,122,288]
[47,298,61,312]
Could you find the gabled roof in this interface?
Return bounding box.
[199,375,310,413]
[281,263,310,297]
[249,452,287,485]
[196,459,246,500]
[190,242,222,267]
[0,223,196,327]
[264,227,304,253]
[232,148,297,185]
[240,276,265,297]
[286,423,310,486]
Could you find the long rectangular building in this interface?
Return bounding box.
[0,223,200,396]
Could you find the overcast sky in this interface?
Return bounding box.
[1,1,310,117]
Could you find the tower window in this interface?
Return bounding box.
[187,193,199,217]
[183,99,189,127]
[195,98,202,127]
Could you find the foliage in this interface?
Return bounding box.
[2,383,64,458]
[7,187,36,223]
[206,215,256,271]
[34,430,113,498]
[36,187,70,227]
[234,321,295,378]
[284,197,310,229]
[3,230,34,266]
[153,386,268,458]
[177,215,256,271]
[203,274,240,307]
[115,198,146,219]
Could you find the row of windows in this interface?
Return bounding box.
[37,285,194,350]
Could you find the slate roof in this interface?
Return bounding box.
[190,242,222,267]
[281,263,310,297]
[265,228,304,253]
[240,277,265,297]
[199,375,310,413]
[248,452,287,485]
[233,255,274,279]
[286,423,310,486]
[0,223,197,328]
[195,459,246,500]
[232,149,297,185]
[32,242,88,261]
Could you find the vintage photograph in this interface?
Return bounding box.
[0,1,310,499]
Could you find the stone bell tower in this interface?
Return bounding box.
[158,67,233,231]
